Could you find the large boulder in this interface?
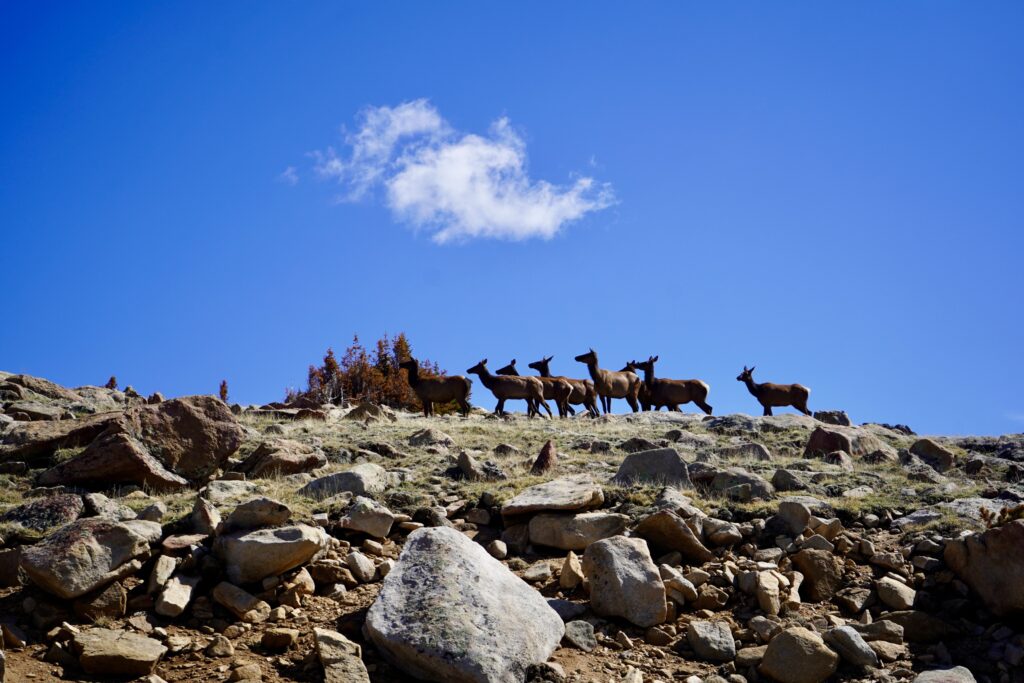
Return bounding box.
[20,518,153,599]
[38,432,189,491]
[72,628,167,677]
[113,395,244,481]
[944,519,1024,615]
[299,463,390,499]
[365,527,564,683]
[612,448,692,487]
[501,475,604,518]
[759,627,838,683]
[33,396,243,488]
[238,439,327,477]
[804,425,895,459]
[710,467,774,500]
[216,524,328,584]
[635,510,714,564]
[528,512,629,551]
[910,438,956,472]
[581,536,667,627]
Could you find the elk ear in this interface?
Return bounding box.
[511,359,516,365]
[482,358,488,365]
[653,355,659,362]
[749,366,755,373]
[546,355,553,362]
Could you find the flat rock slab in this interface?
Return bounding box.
[501,475,604,517]
[365,526,564,683]
[72,628,167,677]
[299,463,389,499]
[528,512,629,551]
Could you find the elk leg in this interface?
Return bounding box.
[626,396,639,413]
[696,400,713,415]
[762,404,772,416]
[538,399,553,418]
[565,404,576,416]
[495,398,506,416]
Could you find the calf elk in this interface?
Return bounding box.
[528,355,599,418]
[630,356,713,415]
[574,348,641,414]
[467,359,551,418]
[736,366,811,416]
[398,358,472,417]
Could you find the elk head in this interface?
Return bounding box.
[736,366,756,382]
[574,348,598,365]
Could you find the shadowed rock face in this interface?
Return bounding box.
[365,527,564,683]
[33,396,244,489]
[944,519,1024,616]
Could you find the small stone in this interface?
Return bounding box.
[759,627,838,683]
[523,562,552,583]
[261,628,299,650]
[346,552,376,583]
[560,551,584,590]
[877,577,916,610]
[205,634,234,657]
[211,582,270,623]
[485,540,507,559]
[824,626,880,668]
[563,620,597,652]
[687,620,736,662]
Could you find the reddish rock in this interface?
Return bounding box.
[531,441,558,475]
[238,439,327,477]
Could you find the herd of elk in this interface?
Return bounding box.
[397,353,812,419]
[466,359,552,418]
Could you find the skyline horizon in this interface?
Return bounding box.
[2,3,1022,437]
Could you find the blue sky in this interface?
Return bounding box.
[2,3,1022,435]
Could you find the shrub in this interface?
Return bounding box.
[219,380,229,403]
[105,376,118,390]
[289,333,457,413]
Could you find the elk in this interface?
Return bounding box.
[630,356,713,415]
[495,359,566,417]
[736,366,811,416]
[574,348,641,414]
[528,355,600,418]
[467,359,551,418]
[398,357,472,417]
[621,360,661,411]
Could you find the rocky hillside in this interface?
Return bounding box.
[1,370,1023,683]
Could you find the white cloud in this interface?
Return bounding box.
[310,100,614,243]
[278,166,299,186]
